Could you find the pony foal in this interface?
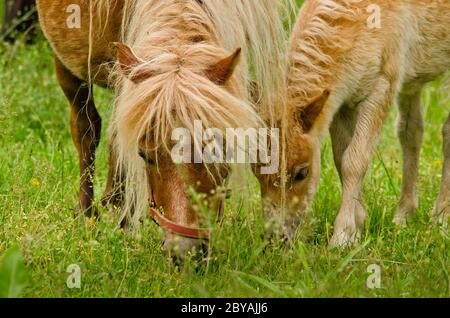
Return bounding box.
[256,0,450,246]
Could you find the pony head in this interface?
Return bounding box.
[253,89,329,242]
[112,41,260,259]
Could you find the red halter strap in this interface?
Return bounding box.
[148,189,229,240]
[148,207,211,240]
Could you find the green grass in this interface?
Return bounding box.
[0,32,449,297]
[0,2,4,26]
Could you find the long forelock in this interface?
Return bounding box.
[113,45,262,161]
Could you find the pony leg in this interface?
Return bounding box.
[330,106,365,220]
[330,105,358,179]
[431,113,450,226]
[393,87,424,226]
[330,77,396,247]
[55,57,102,217]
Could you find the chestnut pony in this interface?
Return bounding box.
[37,0,292,256]
[255,0,450,246]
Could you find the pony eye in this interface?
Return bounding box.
[138,150,155,165]
[294,166,309,182]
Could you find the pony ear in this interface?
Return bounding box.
[205,48,241,85]
[296,90,330,133]
[114,42,153,83]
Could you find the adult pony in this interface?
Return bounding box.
[254,0,450,246]
[37,0,291,256]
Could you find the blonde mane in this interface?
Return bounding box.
[99,0,295,226]
[274,0,371,206]
[286,0,367,110]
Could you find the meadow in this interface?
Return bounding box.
[0,2,449,298]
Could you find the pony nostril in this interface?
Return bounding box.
[161,239,172,253]
[161,236,209,263]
